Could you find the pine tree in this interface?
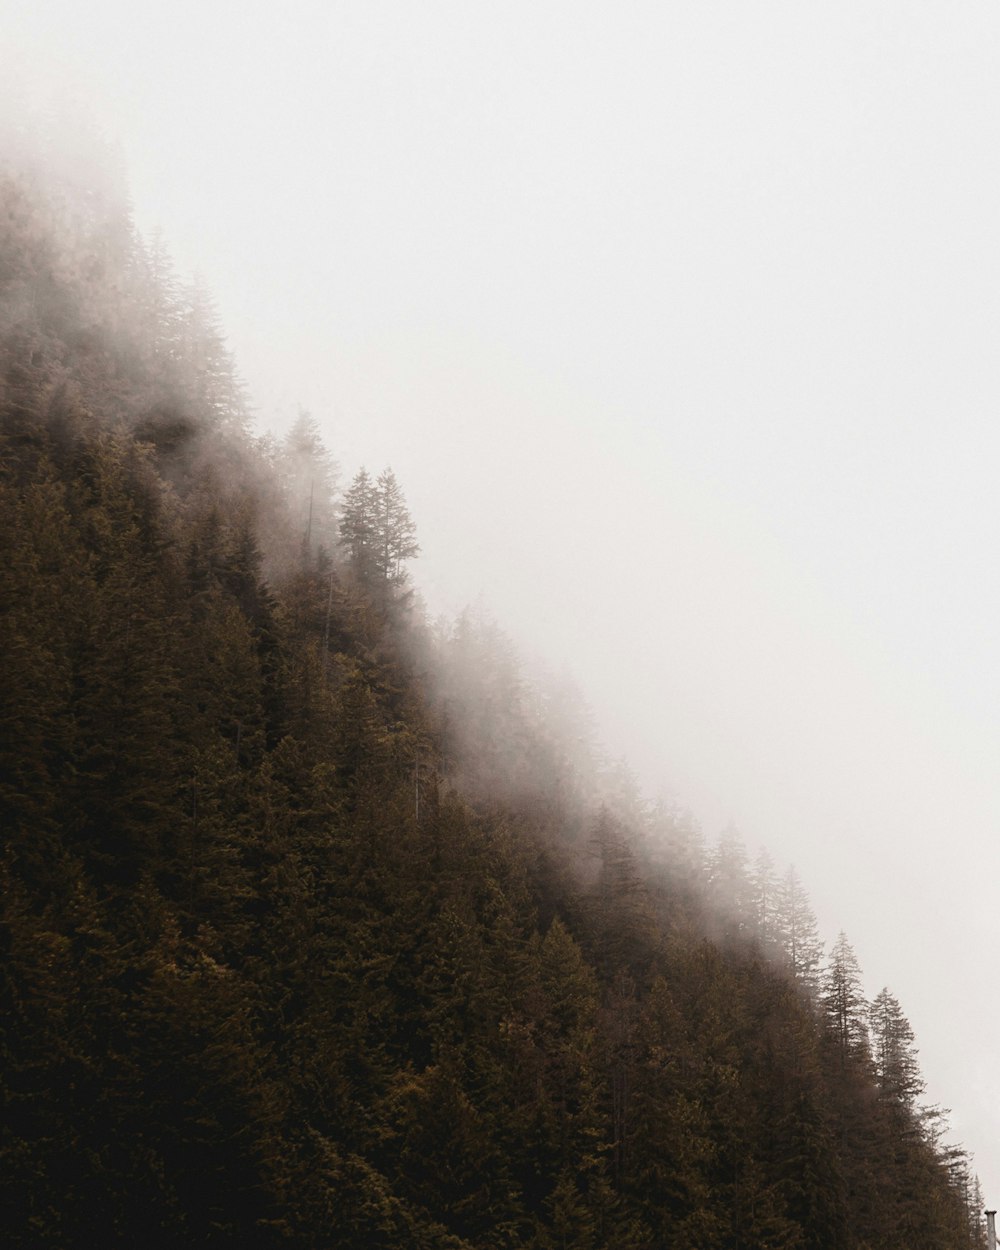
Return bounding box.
[280,409,339,564]
[706,825,753,943]
[587,807,652,979]
[869,987,924,1112]
[340,466,379,580]
[340,465,418,592]
[775,866,824,997]
[375,467,419,585]
[132,227,183,372]
[821,932,870,1070]
[176,276,249,432]
[748,848,779,948]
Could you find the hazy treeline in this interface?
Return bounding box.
[0,136,985,1247]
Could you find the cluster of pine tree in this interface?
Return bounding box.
[0,135,987,1248]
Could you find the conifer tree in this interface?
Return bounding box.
[177,276,249,432]
[340,465,419,590]
[706,825,753,942]
[748,848,779,947]
[132,227,183,372]
[339,466,379,580]
[280,409,339,563]
[588,806,652,980]
[821,932,870,1070]
[869,987,924,1112]
[775,866,824,996]
[646,798,705,895]
[375,467,419,585]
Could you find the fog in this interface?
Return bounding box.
[7,0,1000,1200]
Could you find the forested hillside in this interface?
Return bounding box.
[0,140,986,1248]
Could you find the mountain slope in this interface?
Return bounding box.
[0,145,984,1250]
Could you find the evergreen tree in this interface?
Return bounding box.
[749,848,780,948]
[176,276,249,432]
[587,807,653,980]
[338,465,420,589]
[775,866,824,996]
[375,467,419,585]
[706,825,753,943]
[132,227,183,372]
[821,932,870,1070]
[340,466,379,580]
[869,987,924,1112]
[280,409,339,564]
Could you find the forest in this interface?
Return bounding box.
[0,132,987,1248]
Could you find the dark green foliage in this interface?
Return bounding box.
[0,147,985,1250]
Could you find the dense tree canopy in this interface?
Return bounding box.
[0,137,986,1249]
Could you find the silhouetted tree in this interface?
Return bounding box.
[375,467,419,585]
[821,932,870,1070]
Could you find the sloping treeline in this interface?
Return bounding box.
[0,142,985,1248]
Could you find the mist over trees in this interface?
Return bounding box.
[0,130,987,1247]
[340,465,420,588]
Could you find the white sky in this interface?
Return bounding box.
[6,0,1000,1206]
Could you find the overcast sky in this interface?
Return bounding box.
[6,0,1000,1205]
